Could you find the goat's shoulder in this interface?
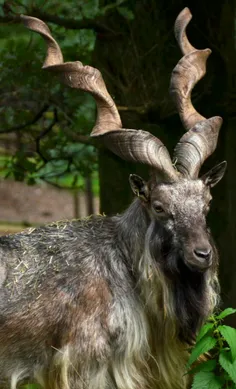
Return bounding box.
[0,215,117,261]
[0,215,135,307]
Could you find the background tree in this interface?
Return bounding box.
[0,0,235,319]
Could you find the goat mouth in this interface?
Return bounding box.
[161,250,212,277]
[183,257,212,273]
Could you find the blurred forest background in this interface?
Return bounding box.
[0,0,235,318]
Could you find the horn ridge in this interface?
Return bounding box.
[170,8,223,178]
[21,15,64,66]
[170,47,211,131]
[174,7,195,55]
[97,129,178,181]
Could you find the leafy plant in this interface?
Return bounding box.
[0,0,99,191]
[187,308,236,389]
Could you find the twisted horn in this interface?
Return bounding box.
[22,15,178,181]
[21,15,121,137]
[100,129,178,180]
[170,8,222,178]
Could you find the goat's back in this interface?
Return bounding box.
[0,217,150,389]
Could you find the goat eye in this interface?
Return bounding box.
[208,199,212,207]
[153,204,164,213]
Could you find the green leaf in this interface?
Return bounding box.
[216,308,236,320]
[187,335,217,368]
[191,371,223,389]
[218,325,236,361]
[21,159,37,173]
[186,359,217,376]
[219,351,236,384]
[196,323,214,342]
[117,6,134,20]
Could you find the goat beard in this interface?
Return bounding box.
[148,225,217,345]
[170,258,209,344]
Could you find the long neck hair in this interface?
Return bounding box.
[114,198,220,389]
[116,199,220,344]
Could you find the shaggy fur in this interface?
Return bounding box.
[0,178,221,389]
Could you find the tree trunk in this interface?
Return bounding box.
[85,175,94,215]
[73,190,80,219]
[98,148,132,215]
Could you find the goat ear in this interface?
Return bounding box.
[201,161,227,187]
[129,174,149,202]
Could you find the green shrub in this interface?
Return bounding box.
[187,308,236,388]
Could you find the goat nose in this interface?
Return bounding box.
[193,247,212,263]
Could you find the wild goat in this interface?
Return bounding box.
[0,8,226,389]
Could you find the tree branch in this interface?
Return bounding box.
[62,128,96,147]
[0,104,49,134]
[117,105,151,114]
[36,108,58,162]
[0,11,114,34]
[33,10,113,34]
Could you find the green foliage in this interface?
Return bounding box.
[6,0,100,20]
[191,372,223,389]
[218,326,236,361]
[187,308,236,389]
[219,351,236,384]
[0,0,101,192]
[187,336,217,368]
[117,6,134,20]
[0,0,137,197]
